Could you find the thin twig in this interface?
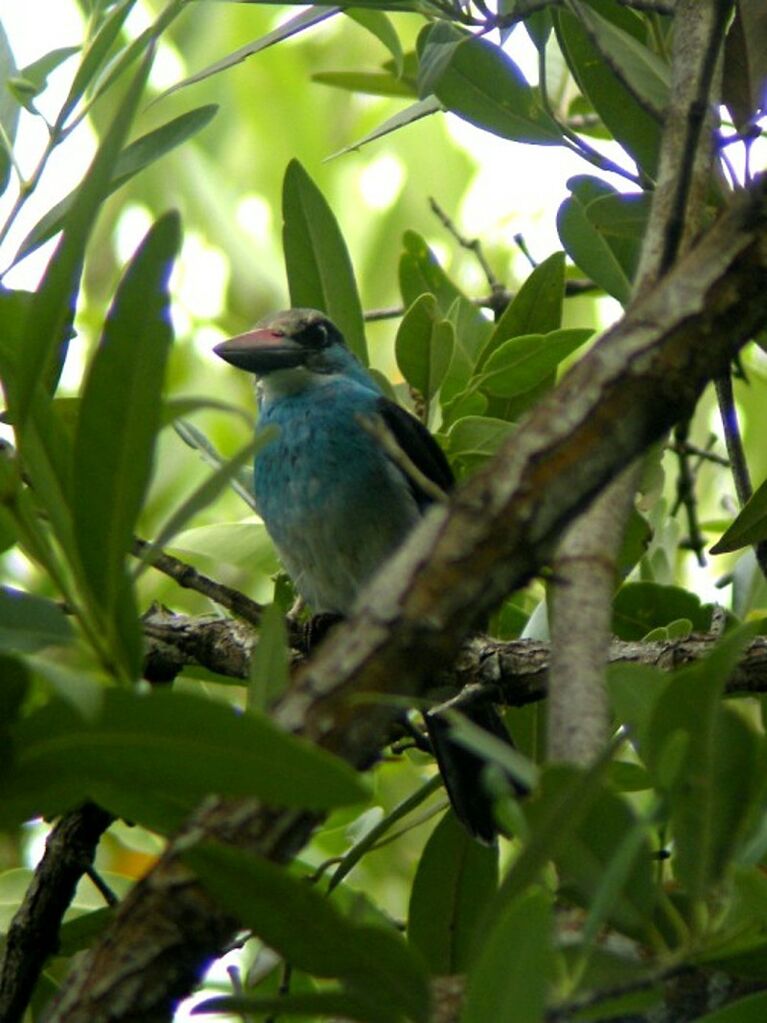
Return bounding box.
[668,438,729,467]
[714,374,767,579]
[429,196,503,296]
[671,420,707,566]
[132,537,264,627]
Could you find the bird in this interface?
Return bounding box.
[214,307,514,842]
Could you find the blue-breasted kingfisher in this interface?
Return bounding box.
[215,307,513,842]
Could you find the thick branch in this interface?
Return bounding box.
[0,804,113,1023]
[142,607,767,708]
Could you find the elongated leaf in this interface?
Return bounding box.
[282,160,367,363]
[477,252,565,369]
[0,21,19,194]
[421,25,561,145]
[461,888,552,1023]
[0,587,73,653]
[328,775,445,893]
[444,415,514,473]
[557,177,633,304]
[11,45,154,427]
[346,9,403,76]
[555,6,660,175]
[399,230,463,313]
[694,991,767,1023]
[187,844,429,1023]
[711,476,767,553]
[327,96,441,159]
[408,811,498,973]
[478,328,592,398]
[17,105,217,262]
[496,755,618,910]
[572,0,670,118]
[528,776,656,942]
[9,47,79,109]
[174,419,257,511]
[72,212,180,648]
[134,433,269,579]
[159,6,338,102]
[248,602,290,712]
[169,521,278,576]
[395,294,454,403]
[312,71,415,98]
[644,627,761,901]
[59,0,138,124]
[2,688,367,830]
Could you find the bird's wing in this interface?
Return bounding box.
[376,397,454,505]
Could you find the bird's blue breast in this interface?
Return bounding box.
[254,376,420,614]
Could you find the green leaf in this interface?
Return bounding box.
[0,21,20,194]
[395,294,454,403]
[421,25,561,145]
[0,654,29,745]
[17,105,218,262]
[11,44,154,427]
[711,476,767,554]
[2,688,367,830]
[71,211,180,677]
[9,47,79,109]
[444,416,515,473]
[477,252,565,369]
[187,844,429,1023]
[57,907,114,957]
[312,70,415,98]
[607,662,671,750]
[531,778,656,942]
[644,627,761,901]
[346,9,403,77]
[169,522,278,577]
[328,96,441,159]
[461,888,552,1023]
[477,328,592,398]
[612,582,712,641]
[158,6,338,102]
[557,176,633,304]
[135,433,269,580]
[554,6,661,176]
[399,231,463,314]
[59,0,137,124]
[496,756,618,910]
[408,811,498,973]
[282,160,367,364]
[0,868,34,932]
[248,602,290,712]
[0,588,73,653]
[572,0,670,119]
[694,991,767,1023]
[328,775,445,894]
[173,419,257,512]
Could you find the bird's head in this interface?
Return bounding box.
[214,309,373,393]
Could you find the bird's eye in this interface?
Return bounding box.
[300,321,330,348]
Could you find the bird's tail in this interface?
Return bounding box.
[424,702,523,844]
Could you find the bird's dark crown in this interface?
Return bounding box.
[262,309,345,351]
